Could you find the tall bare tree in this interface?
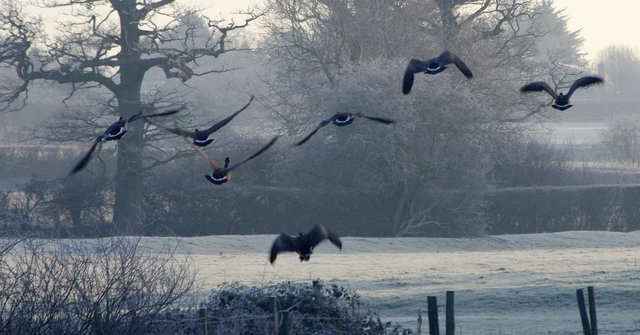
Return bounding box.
[0,1,261,231]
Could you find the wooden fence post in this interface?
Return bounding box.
[92,301,103,335]
[279,311,289,335]
[272,296,279,335]
[417,312,422,335]
[446,291,455,335]
[576,288,592,335]
[587,286,598,335]
[198,308,208,335]
[427,296,440,335]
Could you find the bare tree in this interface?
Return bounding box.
[0,0,261,231]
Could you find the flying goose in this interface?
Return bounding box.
[148,96,254,147]
[402,50,473,94]
[294,112,395,146]
[520,76,604,111]
[70,110,178,175]
[269,224,342,264]
[184,136,279,185]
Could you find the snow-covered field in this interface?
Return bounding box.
[124,230,640,334]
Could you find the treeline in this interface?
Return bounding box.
[2,136,638,238]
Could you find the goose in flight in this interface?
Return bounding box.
[148,96,254,147]
[184,135,279,185]
[70,109,179,175]
[295,112,395,146]
[520,76,603,111]
[269,224,342,264]
[402,50,473,94]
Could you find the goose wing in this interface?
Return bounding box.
[181,136,221,170]
[269,233,298,264]
[229,136,279,170]
[566,76,603,98]
[146,119,196,138]
[129,109,179,123]
[438,50,473,79]
[69,136,103,175]
[200,96,254,136]
[294,119,332,146]
[520,81,558,99]
[305,224,342,250]
[402,59,427,94]
[357,113,396,124]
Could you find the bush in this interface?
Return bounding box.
[201,281,412,334]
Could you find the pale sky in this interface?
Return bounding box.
[553,0,640,60]
[198,0,640,61]
[29,0,640,61]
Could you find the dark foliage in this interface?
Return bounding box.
[199,281,412,334]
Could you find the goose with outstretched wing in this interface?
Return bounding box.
[520,76,603,111]
[149,95,254,147]
[402,50,473,94]
[269,224,342,264]
[295,112,395,146]
[70,109,179,175]
[184,135,278,185]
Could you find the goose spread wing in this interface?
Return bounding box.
[229,136,279,170]
[182,136,221,170]
[442,51,473,79]
[295,119,332,146]
[357,113,396,124]
[306,224,342,250]
[520,81,558,99]
[402,59,427,94]
[270,233,298,263]
[201,96,254,136]
[69,136,103,175]
[566,76,603,98]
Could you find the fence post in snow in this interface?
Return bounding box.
[427,296,440,335]
[576,288,592,335]
[198,308,208,335]
[272,296,278,335]
[417,312,422,335]
[279,311,289,335]
[446,291,455,335]
[588,286,598,335]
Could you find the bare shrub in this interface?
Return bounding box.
[0,237,196,335]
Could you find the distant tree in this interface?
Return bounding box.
[596,45,640,101]
[602,115,640,166]
[0,0,261,231]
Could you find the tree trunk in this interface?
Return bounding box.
[111,2,146,233]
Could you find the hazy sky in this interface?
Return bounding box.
[198,0,640,61]
[553,0,640,60]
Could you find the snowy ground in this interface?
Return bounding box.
[6,231,640,334]
[123,230,640,334]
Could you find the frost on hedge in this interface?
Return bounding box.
[202,280,412,334]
